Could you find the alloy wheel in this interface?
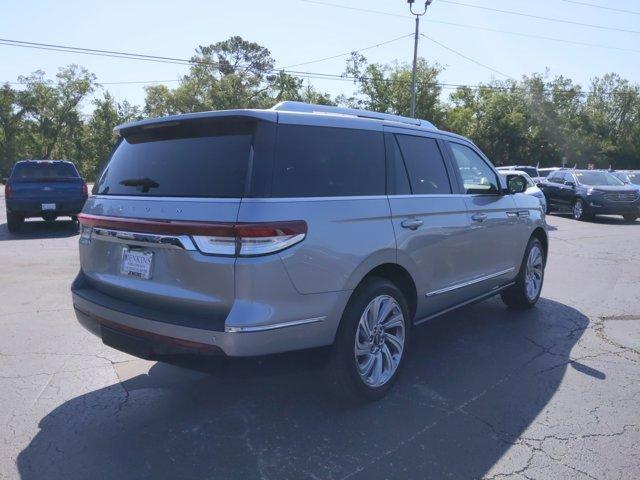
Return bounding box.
[354,295,405,388]
[573,200,583,220]
[525,245,544,301]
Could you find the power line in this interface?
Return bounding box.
[1,36,637,98]
[438,0,640,35]
[0,34,422,76]
[300,0,406,18]
[428,18,640,55]
[420,33,511,78]
[0,36,512,88]
[299,0,640,54]
[279,33,414,69]
[0,38,198,64]
[0,39,193,67]
[9,72,634,98]
[99,79,181,85]
[559,0,640,15]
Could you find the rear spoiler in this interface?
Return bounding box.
[114,110,277,137]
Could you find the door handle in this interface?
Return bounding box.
[401,219,423,230]
[471,213,488,222]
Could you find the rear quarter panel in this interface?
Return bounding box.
[237,197,396,294]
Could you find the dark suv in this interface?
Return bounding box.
[541,169,640,222]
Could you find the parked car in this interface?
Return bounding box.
[72,102,548,400]
[611,170,640,187]
[4,160,88,232]
[540,169,640,222]
[534,167,562,184]
[496,165,540,179]
[498,169,546,212]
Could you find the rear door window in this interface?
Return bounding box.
[95,119,260,198]
[272,125,385,197]
[385,133,411,195]
[394,134,452,194]
[12,162,78,179]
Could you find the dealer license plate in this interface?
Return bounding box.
[121,248,153,280]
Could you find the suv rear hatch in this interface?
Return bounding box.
[77,112,278,332]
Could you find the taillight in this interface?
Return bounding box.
[77,214,307,257]
[82,182,88,196]
[193,221,307,256]
[4,183,11,198]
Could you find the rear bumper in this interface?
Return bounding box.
[7,198,86,217]
[72,278,345,358]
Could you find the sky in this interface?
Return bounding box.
[1,0,639,113]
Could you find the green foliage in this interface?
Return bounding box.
[440,72,640,168]
[1,37,639,180]
[342,53,445,124]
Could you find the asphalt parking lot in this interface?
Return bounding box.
[1,196,639,480]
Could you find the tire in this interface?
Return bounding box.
[623,214,637,223]
[501,237,545,310]
[324,277,410,402]
[6,211,23,233]
[572,199,591,221]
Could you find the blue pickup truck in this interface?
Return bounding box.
[4,160,88,232]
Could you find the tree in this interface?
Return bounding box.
[143,36,333,115]
[583,74,640,168]
[19,65,96,160]
[0,84,28,177]
[82,92,140,179]
[342,53,445,124]
[3,38,640,181]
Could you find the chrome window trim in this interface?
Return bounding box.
[93,193,508,203]
[243,193,503,202]
[92,195,242,203]
[241,195,390,203]
[425,267,516,297]
[92,227,197,251]
[225,316,325,333]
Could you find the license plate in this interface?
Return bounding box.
[42,203,56,211]
[121,248,153,280]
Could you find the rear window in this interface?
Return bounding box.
[95,119,258,197]
[12,162,78,179]
[272,125,385,197]
[519,167,539,178]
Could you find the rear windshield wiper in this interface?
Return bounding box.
[119,177,160,193]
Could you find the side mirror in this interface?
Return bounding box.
[564,180,576,187]
[506,174,527,194]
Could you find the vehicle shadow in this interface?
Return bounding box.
[0,218,78,241]
[17,298,588,480]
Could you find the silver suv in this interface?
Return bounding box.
[72,102,548,400]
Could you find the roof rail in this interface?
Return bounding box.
[271,101,436,129]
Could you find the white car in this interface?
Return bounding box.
[499,170,547,212]
[534,167,562,184]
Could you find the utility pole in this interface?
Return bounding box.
[407,0,433,118]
